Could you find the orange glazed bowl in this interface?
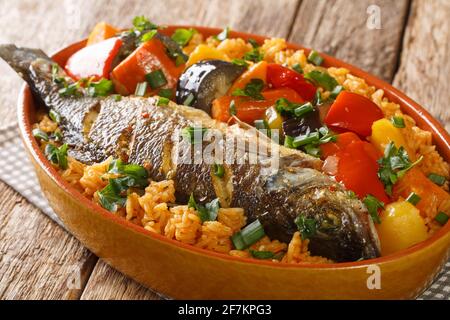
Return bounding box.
[17,26,450,300]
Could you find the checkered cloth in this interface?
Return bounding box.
[0,123,448,300]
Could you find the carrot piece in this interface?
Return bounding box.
[228,61,268,93]
[393,168,450,220]
[212,87,303,124]
[87,22,119,46]
[111,39,185,95]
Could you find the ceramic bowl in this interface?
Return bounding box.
[17,26,450,299]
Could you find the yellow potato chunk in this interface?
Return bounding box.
[186,44,230,67]
[377,201,428,256]
[371,118,407,154]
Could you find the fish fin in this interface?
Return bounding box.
[0,44,50,83]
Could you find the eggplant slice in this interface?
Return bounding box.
[176,60,246,113]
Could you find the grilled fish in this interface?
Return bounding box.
[0,44,381,262]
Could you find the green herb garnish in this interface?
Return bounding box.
[231,219,266,250]
[49,110,61,124]
[406,192,421,206]
[132,16,158,33]
[435,212,449,225]
[157,97,170,106]
[171,28,196,47]
[97,181,127,212]
[140,30,158,43]
[232,79,265,100]
[292,63,303,74]
[243,48,264,63]
[213,163,225,178]
[307,50,324,66]
[250,250,275,260]
[112,94,122,102]
[215,26,230,41]
[363,195,384,224]
[229,100,237,116]
[45,143,68,170]
[329,85,344,100]
[188,194,220,222]
[377,142,423,195]
[304,70,339,91]
[295,215,317,240]
[428,173,446,186]
[146,69,168,89]
[231,59,249,68]
[392,116,406,128]
[158,88,173,99]
[289,126,336,157]
[183,93,195,106]
[248,38,259,48]
[294,102,314,118]
[32,128,49,141]
[182,126,208,144]
[87,79,114,97]
[134,82,148,96]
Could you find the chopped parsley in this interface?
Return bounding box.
[243,48,264,63]
[171,28,196,47]
[363,195,384,224]
[232,79,265,100]
[188,194,220,222]
[377,142,423,195]
[87,79,114,97]
[45,143,68,170]
[182,126,208,144]
[231,58,250,68]
[295,215,317,240]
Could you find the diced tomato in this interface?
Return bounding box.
[324,91,384,137]
[266,63,317,101]
[320,132,361,159]
[111,38,185,95]
[334,141,390,204]
[65,37,122,81]
[212,87,304,124]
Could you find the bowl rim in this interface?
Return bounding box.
[17,25,450,271]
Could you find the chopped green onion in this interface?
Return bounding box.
[250,250,275,260]
[213,163,225,178]
[231,59,249,68]
[183,93,195,106]
[146,70,168,89]
[284,135,295,149]
[243,48,263,63]
[292,63,303,74]
[392,116,406,128]
[295,215,317,240]
[49,110,61,124]
[363,195,384,224]
[435,212,449,225]
[229,100,237,116]
[112,94,122,102]
[140,30,157,42]
[182,126,207,144]
[305,70,339,91]
[313,89,323,105]
[294,102,314,118]
[157,97,170,106]
[307,50,324,66]
[330,85,344,99]
[304,144,321,158]
[53,131,63,142]
[134,82,148,96]
[231,219,265,250]
[215,27,230,41]
[32,128,49,141]
[248,38,259,48]
[406,192,421,206]
[428,173,446,186]
[158,89,173,99]
[58,82,82,98]
[292,132,320,148]
[254,119,271,138]
[87,78,114,97]
[171,28,196,47]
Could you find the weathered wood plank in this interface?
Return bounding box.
[393,0,450,131]
[80,260,161,300]
[289,0,410,81]
[0,182,97,300]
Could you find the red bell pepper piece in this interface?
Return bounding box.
[111,38,185,95]
[334,141,389,204]
[65,37,122,81]
[324,91,383,137]
[211,87,304,124]
[320,132,361,159]
[266,63,317,101]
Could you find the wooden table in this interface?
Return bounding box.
[0,0,448,300]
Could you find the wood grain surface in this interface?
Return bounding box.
[0,0,448,300]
